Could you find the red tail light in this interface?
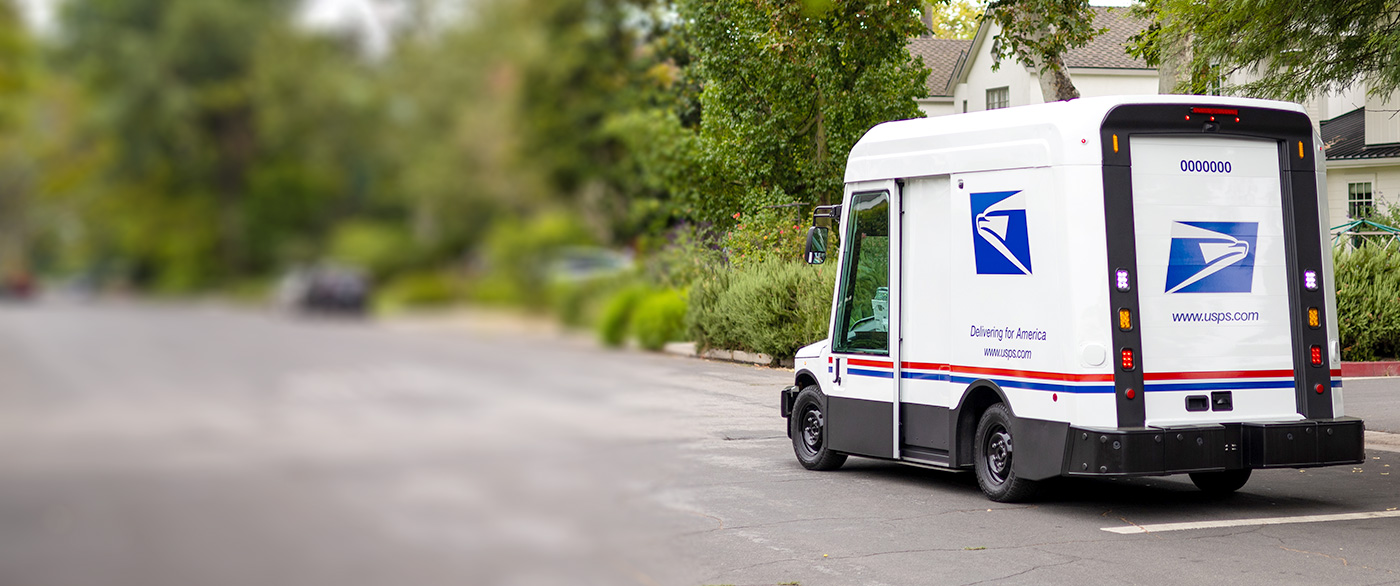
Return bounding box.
[1310,345,1323,366]
[1121,348,1135,371]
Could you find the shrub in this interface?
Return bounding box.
[689,258,836,362]
[375,271,463,313]
[597,286,648,347]
[686,267,740,351]
[474,211,595,310]
[329,221,417,279]
[1335,244,1400,361]
[632,289,688,351]
[548,273,634,329]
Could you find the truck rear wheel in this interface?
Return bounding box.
[1189,469,1251,494]
[790,386,847,471]
[974,403,1039,502]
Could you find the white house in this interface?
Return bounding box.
[1319,92,1400,228]
[926,7,1159,115]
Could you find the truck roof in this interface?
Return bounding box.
[844,95,1307,184]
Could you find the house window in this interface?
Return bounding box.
[986,87,1010,110]
[1348,182,1374,218]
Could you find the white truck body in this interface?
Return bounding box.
[780,96,1364,499]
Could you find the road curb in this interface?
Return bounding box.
[1367,430,1400,453]
[1343,361,1400,377]
[663,341,792,368]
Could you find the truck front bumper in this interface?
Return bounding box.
[1066,417,1365,476]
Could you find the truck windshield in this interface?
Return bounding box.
[832,191,890,355]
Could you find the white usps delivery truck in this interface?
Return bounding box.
[779,95,1365,502]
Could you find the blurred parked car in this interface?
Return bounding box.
[275,265,370,315]
[546,247,633,283]
[0,271,35,301]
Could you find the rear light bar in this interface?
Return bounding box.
[1192,107,1239,115]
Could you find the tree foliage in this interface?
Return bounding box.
[1131,0,1400,100]
[985,0,1103,101]
[678,0,930,221]
[923,0,984,40]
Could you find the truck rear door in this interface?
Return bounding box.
[1129,135,1302,426]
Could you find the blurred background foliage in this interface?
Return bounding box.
[0,0,943,356]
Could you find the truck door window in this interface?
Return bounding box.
[832,191,890,355]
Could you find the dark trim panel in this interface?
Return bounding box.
[827,396,895,458]
[900,403,950,452]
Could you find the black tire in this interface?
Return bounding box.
[790,386,847,471]
[974,403,1039,502]
[1189,469,1251,494]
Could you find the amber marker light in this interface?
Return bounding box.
[1119,308,1133,331]
[1308,307,1320,329]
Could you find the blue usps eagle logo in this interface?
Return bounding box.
[970,190,1032,275]
[1164,221,1258,293]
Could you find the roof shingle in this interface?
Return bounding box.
[1063,7,1152,70]
[908,37,972,97]
[1320,107,1400,160]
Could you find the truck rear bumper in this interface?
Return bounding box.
[1065,417,1365,477]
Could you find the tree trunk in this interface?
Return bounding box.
[1037,54,1081,102]
[1157,33,1192,94]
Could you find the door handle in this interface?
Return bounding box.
[834,357,842,384]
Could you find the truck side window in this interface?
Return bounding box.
[832,191,890,355]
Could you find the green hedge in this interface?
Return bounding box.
[1336,244,1400,361]
[632,289,688,351]
[688,259,836,362]
[597,286,649,347]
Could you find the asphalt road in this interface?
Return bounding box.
[1,300,1398,586]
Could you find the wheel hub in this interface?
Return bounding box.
[987,427,1012,482]
[802,408,824,452]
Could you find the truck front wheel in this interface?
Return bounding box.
[974,403,1039,502]
[790,386,847,471]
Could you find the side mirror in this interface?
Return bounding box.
[804,226,829,264]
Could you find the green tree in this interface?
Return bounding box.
[923,0,984,40]
[55,0,294,287]
[678,0,930,224]
[0,0,33,277]
[1129,0,1400,100]
[985,0,1104,101]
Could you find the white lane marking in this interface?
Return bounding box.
[1103,510,1400,534]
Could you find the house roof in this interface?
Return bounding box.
[1319,107,1400,160]
[1063,7,1152,70]
[908,38,972,97]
